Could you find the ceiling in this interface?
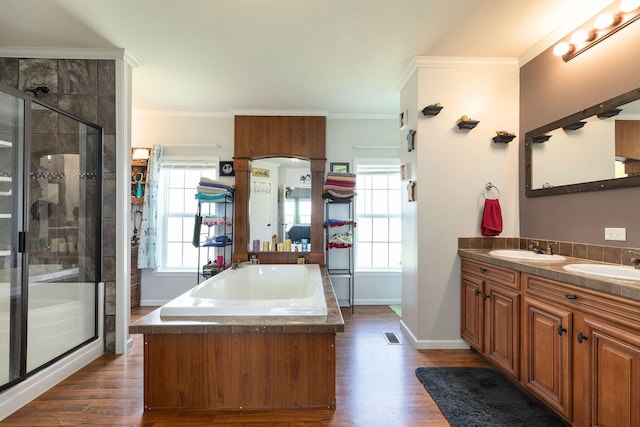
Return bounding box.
[0,0,615,116]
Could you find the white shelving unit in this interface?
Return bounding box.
[324,199,355,312]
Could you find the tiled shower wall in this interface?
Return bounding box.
[0,58,118,353]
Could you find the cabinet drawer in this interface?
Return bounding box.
[523,273,640,330]
[461,258,519,290]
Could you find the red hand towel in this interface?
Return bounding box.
[481,198,503,236]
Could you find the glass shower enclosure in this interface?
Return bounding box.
[0,82,102,390]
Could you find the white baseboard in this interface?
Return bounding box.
[399,320,470,350]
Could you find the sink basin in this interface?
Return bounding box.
[489,249,566,261]
[563,264,640,281]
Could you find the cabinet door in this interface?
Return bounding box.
[461,273,483,351]
[523,297,572,419]
[485,282,519,379]
[581,317,640,427]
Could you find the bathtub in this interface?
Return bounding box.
[160,263,327,317]
[0,280,95,383]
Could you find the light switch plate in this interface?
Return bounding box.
[605,227,626,241]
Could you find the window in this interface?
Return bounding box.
[157,159,217,271]
[354,159,402,271]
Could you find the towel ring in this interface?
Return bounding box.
[483,182,500,199]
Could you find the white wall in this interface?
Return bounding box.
[132,113,401,305]
[399,57,520,349]
[400,71,420,340]
[326,117,402,305]
[531,116,615,188]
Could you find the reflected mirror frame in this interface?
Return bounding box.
[525,87,640,197]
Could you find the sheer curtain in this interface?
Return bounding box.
[138,144,163,268]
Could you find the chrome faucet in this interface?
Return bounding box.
[529,241,545,254]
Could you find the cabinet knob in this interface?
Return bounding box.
[577,332,589,344]
[564,293,578,300]
[557,325,567,336]
[474,289,481,296]
[479,267,487,273]
[483,293,490,300]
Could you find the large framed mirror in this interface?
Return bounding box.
[249,158,311,250]
[525,87,640,197]
[233,115,326,264]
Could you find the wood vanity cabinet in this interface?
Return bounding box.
[522,273,640,427]
[522,288,573,419]
[461,259,520,379]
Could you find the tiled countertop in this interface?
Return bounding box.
[459,249,640,303]
[129,266,345,335]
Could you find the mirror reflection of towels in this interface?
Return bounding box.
[481,198,502,236]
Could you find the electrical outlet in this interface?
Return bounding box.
[604,227,626,241]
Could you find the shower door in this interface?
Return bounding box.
[25,101,101,373]
[0,82,102,390]
[0,90,24,386]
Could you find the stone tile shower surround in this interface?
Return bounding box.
[0,57,118,353]
[458,237,640,266]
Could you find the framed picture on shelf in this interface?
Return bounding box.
[330,162,349,173]
[219,161,235,176]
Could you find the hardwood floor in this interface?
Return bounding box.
[1,306,488,426]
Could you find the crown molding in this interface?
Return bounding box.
[397,56,518,91]
[133,109,233,118]
[328,112,397,120]
[0,47,142,67]
[413,56,519,69]
[132,109,397,120]
[230,109,329,117]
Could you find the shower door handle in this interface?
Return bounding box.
[18,231,27,253]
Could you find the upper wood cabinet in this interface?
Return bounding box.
[234,115,326,160]
[615,120,640,160]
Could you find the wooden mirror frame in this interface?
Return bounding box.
[525,87,640,197]
[233,115,326,264]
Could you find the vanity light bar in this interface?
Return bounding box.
[553,0,640,62]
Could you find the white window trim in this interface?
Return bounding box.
[353,157,401,273]
[156,155,219,272]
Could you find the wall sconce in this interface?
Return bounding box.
[553,0,640,62]
[132,147,150,160]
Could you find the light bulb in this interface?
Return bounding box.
[594,12,615,29]
[620,0,640,12]
[571,29,592,44]
[553,42,572,56]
